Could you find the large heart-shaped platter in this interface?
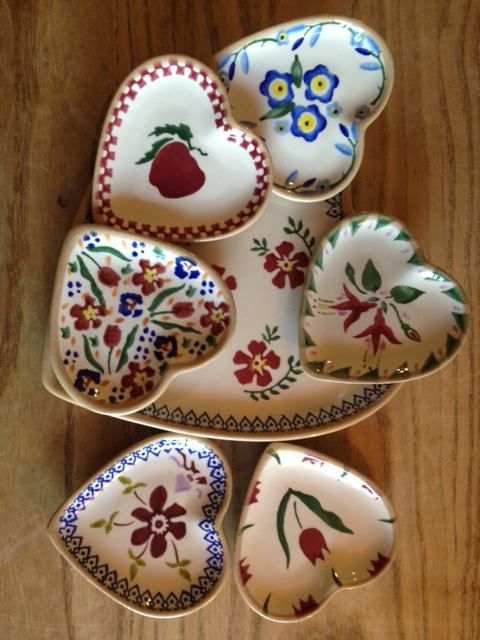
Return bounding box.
[235,443,396,622]
[92,55,272,241]
[48,435,231,618]
[214,17,393,202]
[300,214,469,382]
[49,225,235,415]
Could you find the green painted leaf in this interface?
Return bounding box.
[314,249,323,270]
[153,246,166,258]
[266,447,281,465]
[260,102,295,120]
[186,285,197,298]
[82,335,104,373]
[151,320,201,334]
[390,285,425,304]
[308,274,317,291]
[136,137,174,164]
[87,246,131,262]
[262,593,272,613]
[452,312,466,332]
[307,361,325,374]
[374,218,391,230]
[328,228,340,248]
[89,336,99,347]
[182,338,192,349]
[68,261,78,273]
[422,352,438,371]
[166,562,178,568]
[116,325,139,372]
[128,548,136,560]
[331,568,343,587]
[303,330,316,348]
[60,327,70,339]
[129,563,138,580]
[179,568,191,581]
[238,523,254,535]
[136,558,146,567]
[442,287,465,303]
[179,560,191,567]
[77,255,106,307]
[361,259,382,292]
[359,368,380,380]
[105,511,119,534]
[424,270,450,283]
[303,297,314,317]
[148,284,185,313]
[291,54,302,88]
[350,217,366,235]
[378,517,396,524]
[345,262,357,289]
[292,490,353,534]
[276,490,292,568]
[394,229,412,241]
[407,250,423,266]
[123,482,146,494]
[205,334,216,346]
[381,300,388,313]
[329,367,352,379]
[118,476,132,485]
[445,332,460,356]
[90,519,106,528]
[121,264,133,275]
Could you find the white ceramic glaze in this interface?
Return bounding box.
[214,16,393,202]
[235,443,396,623]
[43,190,400,439]
[49,225,235,415]
[92,55,272,242]
[48,434,231,618]
[300,214,469,382]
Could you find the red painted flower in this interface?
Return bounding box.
[171,301,194,318]
[212,264,237,291]
[200,301,230,336]
[292,594,319,617]
[121,362,155,398]
[233,340,280,387]
[331,284,377,331]
[132,259,166,295]
[299,528,330,564]
[354,308,402,354]
[264,241,309,289]
[238,557,252,585]
[368,552,390,576]
[130,485,186,559]
[98,266,120,287]
[103,324,121,347]
[70,294,106,330]
[405,326,421,342]
[246,480,261,505]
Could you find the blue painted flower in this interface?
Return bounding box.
[74,369,101,394]
[174,256,201,280]
[83,231,101,250]
[350,30,366,46]
[131,240,146,257]
[275,25,306,46]
[303,64,339,103]
[316,179,331,193]
[154,335,178,362]
[355,104,371,120]
[290,105,326,142]
[274,119,290,135]
[326,102,343,117]
[259,71,294,108]
[118,292,143,318]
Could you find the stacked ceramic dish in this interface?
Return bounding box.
[45,17,469,623]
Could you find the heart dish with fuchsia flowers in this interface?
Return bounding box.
[47,435,231,618]
[49,225,235,415]
[300,214,469,382]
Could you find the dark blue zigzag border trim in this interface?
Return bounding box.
[57,439,227,613]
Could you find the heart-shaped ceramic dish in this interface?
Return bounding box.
[92,55,272,242]
[49,225,235,415]
[235,443,396,623]
[300,214,469,382]
[214,16,393,203]
[48,434,231,618]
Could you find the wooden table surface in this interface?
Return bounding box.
[1,1,478,638]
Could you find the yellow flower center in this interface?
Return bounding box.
[134,372,149,388]
[211,311,224,324]
[310,75,328,95]
[269,79,287,99]
[277,258,295,272]
[82,306,98,321]
[144,267,160,283]
[278,32,287,41]
[251,355,267,373]
[298,113,317,133]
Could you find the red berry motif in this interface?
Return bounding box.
[136,123,207,199]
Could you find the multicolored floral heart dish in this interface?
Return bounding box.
[49,225,235,415]
[47,434,231,618]
[214,16,393,202]
[300,214,469,382]
[235,442,396,623]
[92,55,272,242]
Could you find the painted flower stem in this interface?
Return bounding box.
[107,347,113,374]
[81,250,102,270]
[134,490,147,506]
[293,501,303,529]
[244,355,302,401]
[171,539,180,565]
[369,52,386,106]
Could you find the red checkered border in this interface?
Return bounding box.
[94,58,271,242]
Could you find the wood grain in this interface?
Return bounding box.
[0,1,478,638]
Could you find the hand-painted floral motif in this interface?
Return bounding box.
[131,485,187,559]
[232,325,302,401]
[259,70,295,108]
[290,105,326,142]
[264,241,309,289]
[212,265,237,291]
[303,64,339,103]
[55,228,233,412]
[132,259,166,296]
[293,595,318,617]
[299,527,329,564]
